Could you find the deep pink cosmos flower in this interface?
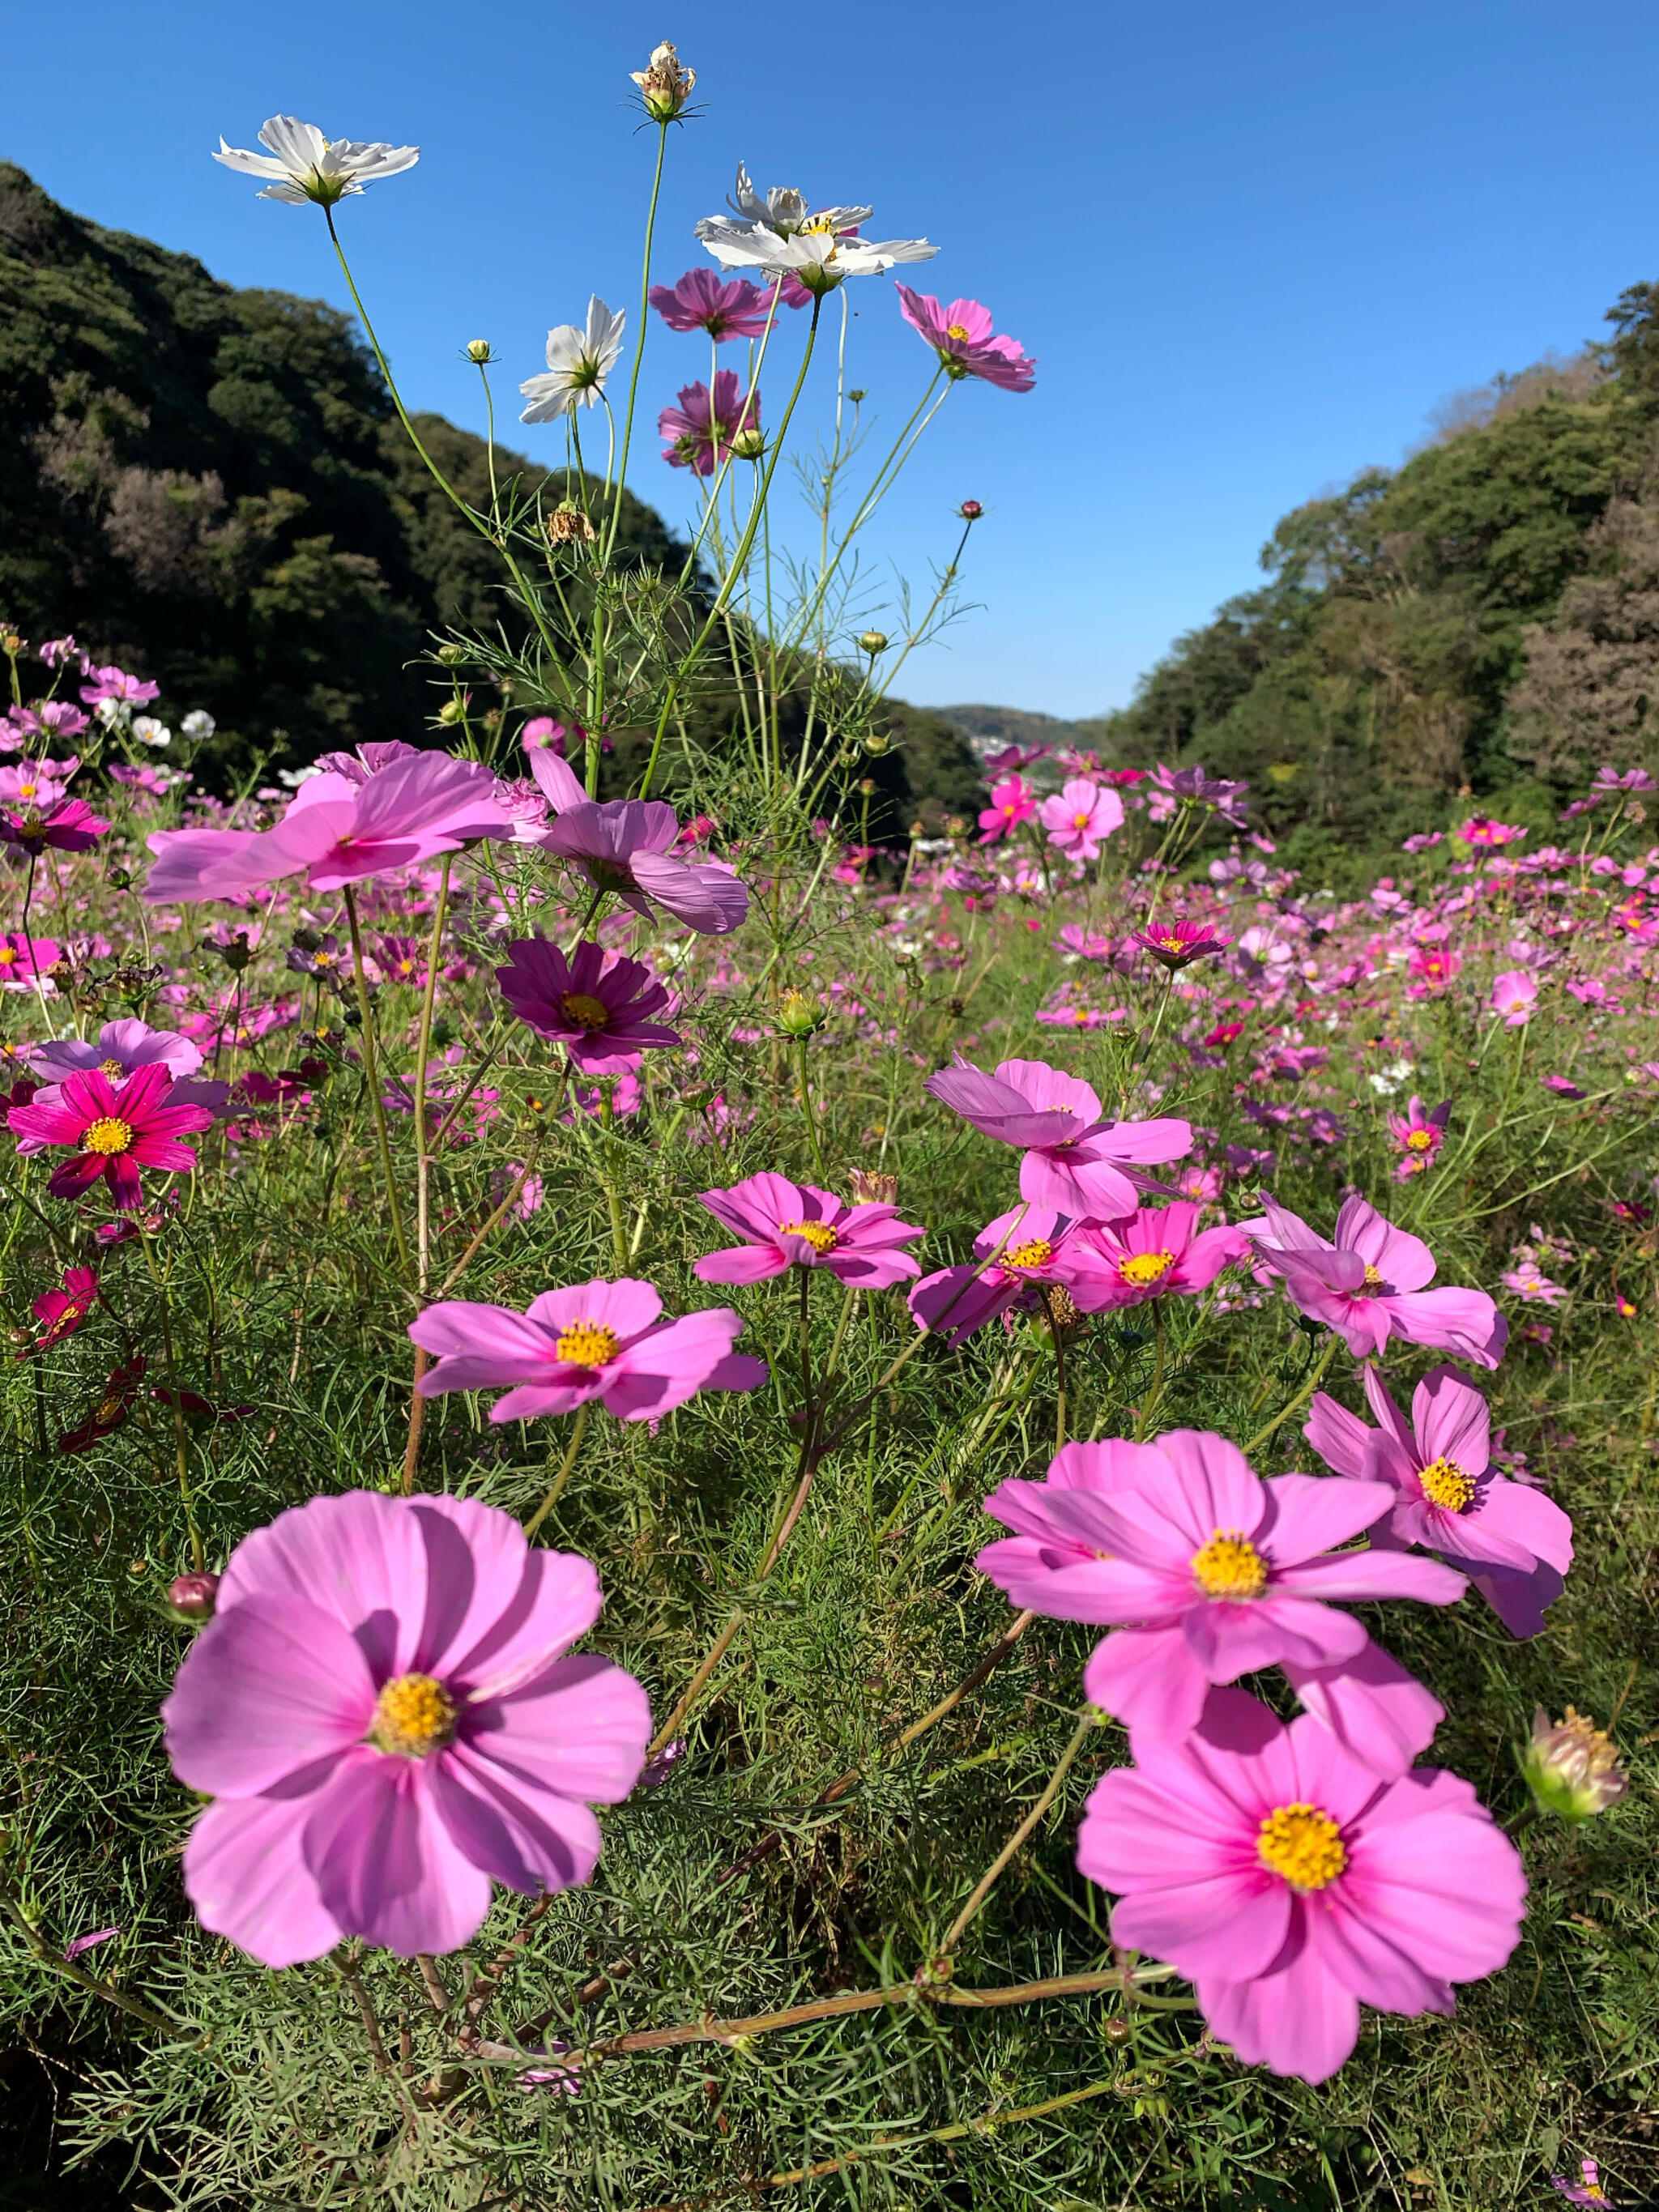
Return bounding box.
[1076,1202,1248,1306]
[978,1430,1462,1767]
[1490,970,1537,1025]
[893,288,1038,392]
[1039,778,1124,862]
[659,371,761,475]
[927,1055,1192,1220]
[1146,762,1251,829]
[411,1277,766,1422]
[1386,1094,1449,1179]
[0,933,59,987]
[1406,943,1461,992]
[1076,1686,1525,2083]
[649,267,774,339]
[909,1204,1123,1345]
[161,1491,651,1963]
[977,774,1037,845]
[526,746,748,936]
[1306,1365,1572,1638]
[496,938,680,1074]
[693,1173,925,1289]
[983,741,1050,774]
[1550,2159,1614,2206]
[8,1063,215,1209]
[1131,917,1232,971]
[1459,816,1526,849]
[28,1264,100,1353]
[1243,1195,1508,1367]
[1,795,109,855]
[31,1016,204,1087]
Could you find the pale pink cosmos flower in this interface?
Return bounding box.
[1076,1686,1525,2084]
[1038,778,1124,862]
[976,774,1037,845]
[412,1277,766,1422]
[1076,1202,1248,1306]
[893,288,1037,391]
[1490,970,1537,1025]
[0,757,78,808]
[1502,1260,1566,1306]
[30,1016,203,1087]
[909,1204,1124,1345]
[978,1430,1461,1771]
[926,1055,1192,1220]
[1459,816,1526,849]
[526,747,747,935]
[693,1173,925,1288]
[1243,1194,1508,1367]
[496,938,680,1073]
[1306,1365,1572,1638]
[161,1490,651,1963]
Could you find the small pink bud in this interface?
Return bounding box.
[167,1571,220,1623]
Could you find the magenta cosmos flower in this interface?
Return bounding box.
[161,1491,651,1963]
[496,938,680,1074]
[411,1277,766,1421]
[693,1173,925,1289]
[1307,1365,1573,1638]
[909,1204,1122,1345]
[978,1432,1462,1773]
[649,267,774,339]
[1039,778,1124,863]
[893,288,1037,392]
[9,1063,215,1209]
[1076,1686,1526,2084]
[928,1055,1192,1221]
[1387,1094,1449,1180]
[1,794,109,856]
[1076,1201,1248,1306]
[659,371,761,474]
[976,774,1037,845]
[1244,1196,1508,1367]
[31,1016,204,1087]
[1131,917,1232,972]
[526,746,747,936]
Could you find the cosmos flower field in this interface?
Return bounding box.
[2,49,1658,2212]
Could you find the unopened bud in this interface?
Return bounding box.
[957,498,984,521]
[847,389,868,404]
[104,864,134,890]
[857,776,877,795]
[436,643,469,667]
[864,732,891,757]
[847,1168,898,1207]
[730,425,766,461]
[1521,1706,1628,1822]
[437,696,468,726]
[166,1571,220,1623]
[776,987,823,1038]
[944,815,967,838]
[465,339,495,364]
[859,630,889,655]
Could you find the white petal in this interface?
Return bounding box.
[257,181,316,204]
[542,323,586,371]
[213,139,292,181]
[731,162,766,219]
[258,116,330,172]
[519,373,577,423]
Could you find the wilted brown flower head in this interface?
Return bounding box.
[632,41,696,121]
[847,1168,898,1208]
[546,503,599,546]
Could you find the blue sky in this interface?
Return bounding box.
[7,2,1659,718]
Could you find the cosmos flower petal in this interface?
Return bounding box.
[181,1796,343,1967]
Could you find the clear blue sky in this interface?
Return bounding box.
[6,2,1658,719]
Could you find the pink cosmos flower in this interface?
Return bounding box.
[1405,944,1460,991]
[649,267,774,340]
[1076,1686,1525,2083]
[28,1264,100,1353]
[1459,816,1526,849]
[0,757,77,808]
[1,795,109,855]
[1502,1260,1566,1306]
[1076,1202,1248,1306]
[496,938,680,1074]
[1551,2159,1614,2206]
[0,933,59,987]
[1386,1094,1449,1179]
[411,1277,766,1421]
[659,370,761,475]
[693,1173,925,1289]
[1131,917,1232,970]
[8,1063,215,1209]
[161,1490,652,1963]
[526,746,748,935]
[31,1016,204,1087]
[1306,1365,1573,1638]
[80,665,159,707]
[984,742,1050,774]
[1038,778,1124,862]
[927,1055,1192,1220]
[1243,1195,1508,1367]
[976,774,1037,845]
[909,1204,1127,1345]
[1490,970,1537,1025]
[893,288,1038,392]
[978,1431,1461,1767]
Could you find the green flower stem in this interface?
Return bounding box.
[0,1888,190,2038]
[1241,1332,1341,1459]
[939,1708,1098,1959]
[602,120,669,565]
[138,1236,204,1573]
[524,1401,591,1540]
[794,1037,827,1180]
[340,883,411,1282]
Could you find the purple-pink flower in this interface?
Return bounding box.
[495,938,680,1073]
[1243,1195,1508,1367]
[1038,778,1124,863]
[30,1016,203,1087]
[161,1491,652,1962]
[1130,917,1231,971]
[909,1204,1122,1344]
[80,665,159,707]
[1306,1364,1573,1638]
[927,1055,1192,1221]
[1076,1202,1248,1306]
[526,746,747,936]
[976,774,1037,845]
[693,1173,925,1288]
[659,370,761,475]
[1,794,109,855]
[1490,970,1537,1025]
[1076,1686,1525,2082]
[8,1063,215,1209]
[1386,1094,1449,1179]
[893,288,1037,392]
[978,1430,1461,1767]
[649,266,774,340]
[412,1278,765,1422]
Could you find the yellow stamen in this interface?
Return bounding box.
[561,992,612,1031]
[1118,1250,1175,1288]
[1073,811,1091,829]
[1418,1455,1474,1511]
[98,1059,126,1078]
[1361,1264,1384,1290]
[945,322,972,341]
[1256,1802,1347,1890]
[0,948,17,965]
[83,1117,134,1157]
[780,1218,839,1255]
[1191,1529,1267,1600]
[1158,934,1188,953]
[1004,1236,1054,1269]
[1405,1128,1434,1150]
[369,1672,456,1758]
[556,1320,621,1367]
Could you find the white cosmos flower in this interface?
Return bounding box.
[696,166,936,295]
[519,297,627,423]
[726,162,872,238]
[213,116,420,207]
[132,715,172,749]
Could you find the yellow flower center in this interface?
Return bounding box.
[1158,934,1188,953]
[369,1672,457,1758]
[1191,1529,1267,1600]
[1418,1455,1474,1511]
[1073,811,1091,829]
[313,949,335,966]
[945,322,972,341]
[0,948,17,965]
[780,1218,839,1255]
[561,992,612,1031]
[555,1320,621,1367]
[1405,1128,1434,1150]
[98,1058,126,1078]
[397,959,416,975]
[1004,1236,1054,1268]
[1256,1802,1347,1891]
[1118,1250,1175,1287]
[1361,1264,1384,1290]
[83,1116,134,1156]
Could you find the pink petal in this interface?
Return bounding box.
[1345,1801,1526,1982]
[429,1746,603,1894]
[163,1594,376,1795]
[181,1795,343,1967]
[1411,1365,1491,1473]
[525,1278,663,1338]
[1282,1642,1444,1778]
[215,1490,429,1681]
[1257,1473,1393,1566]
[301,1749,494,1956]
[629,849,748,934]
[1183,1593,1366,1678]
[1084,1625,1209,1734]
[465,1651,651,1801]
[1275,1550,1466,1606]
[1303,1391,1375,1480]
[1197,1918,1361,2083]
[694,1244,788,1284]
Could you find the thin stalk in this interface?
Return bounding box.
[523,1402,591,1539]
[1242,1333,1341,1458]
[940,1711,1096,1957]
[139,1237,203,1573]
[603,121,670,564]
[794,1035,827,1179]
[341,884,411,1280]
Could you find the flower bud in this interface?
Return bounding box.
[465,339,495,364]
[864,732,891,757]
[104,864,133,890]
[847,389,868,404]
[730,425,766,461]
[437,696,468,726]
[957,499,984,521]
[859,630,889,655]
[436,643,469,667]
[775,987,824,1038]
[631,40,696,121]
[847,1168,898,1207]
[1521,1705,1629,1822]
[166,1571,220,1624]
[857,776,877,796]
